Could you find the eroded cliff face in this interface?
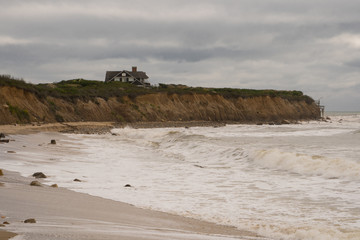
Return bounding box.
[0,86,320,125]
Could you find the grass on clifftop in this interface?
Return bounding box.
[0,75,314,103]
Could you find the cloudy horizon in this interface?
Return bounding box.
[1,0,360,111]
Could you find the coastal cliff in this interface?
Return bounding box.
[0,80,320,125]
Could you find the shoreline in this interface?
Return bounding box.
[0,121,228,135]
[0,169,259,240]
[0,119,306,135]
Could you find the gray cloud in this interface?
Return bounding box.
[345,59,360,68]
[0,0,360,110]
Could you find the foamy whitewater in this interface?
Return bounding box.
[1,113,360,240]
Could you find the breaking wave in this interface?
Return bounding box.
[250,148,360,180]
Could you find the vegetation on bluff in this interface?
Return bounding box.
[0,74,314,103]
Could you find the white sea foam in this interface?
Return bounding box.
[1,115,360,240]
[250,148,360,180]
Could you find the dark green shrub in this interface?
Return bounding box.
[7,103,30,122]
[55,114,64,122]
[159,83,168,88]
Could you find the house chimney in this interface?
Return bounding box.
[132,66,137,72]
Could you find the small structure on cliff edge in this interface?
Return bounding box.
[104,66,150,86]
[315,100,325,118]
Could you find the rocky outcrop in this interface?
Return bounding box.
[0,86,320,124]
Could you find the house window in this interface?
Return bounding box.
[122,73,126,77]
[126,78,129,82]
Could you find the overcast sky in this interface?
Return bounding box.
[1,0,359,111]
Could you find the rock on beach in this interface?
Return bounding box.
[24,218,36,223]
[32,172,47,178]
[30,181,42,187]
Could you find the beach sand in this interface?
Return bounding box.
[0,170,257,240]
[0,124,259,240]
[0,230,17,240]
[0,121,228,135]
[0,122,117,135]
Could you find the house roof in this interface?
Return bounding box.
[105,70,149,82]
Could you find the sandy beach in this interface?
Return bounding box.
[0,123,259,240]
[0,169,258,240]
[0,121,228,135]
[0,122,117,135]
[0,231,17,240]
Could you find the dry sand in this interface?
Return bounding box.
[0,124,260,240]
[0,122,117,135]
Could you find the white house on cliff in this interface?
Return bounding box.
[105,66,150,86]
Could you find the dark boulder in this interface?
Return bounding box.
[124,184,132,188]
[0,169,3,176]
[50,139,56,144]
[24,218,36,223]
[73,178,82,182]
[50,184,58,188]
[0,133,5,138]
[32,172,47,178]
[30,181,42,187]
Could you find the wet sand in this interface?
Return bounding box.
[0,121,228,135]
[0,230,17,240]
[0,170,257,240]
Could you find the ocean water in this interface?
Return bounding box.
[1,113,360,240]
